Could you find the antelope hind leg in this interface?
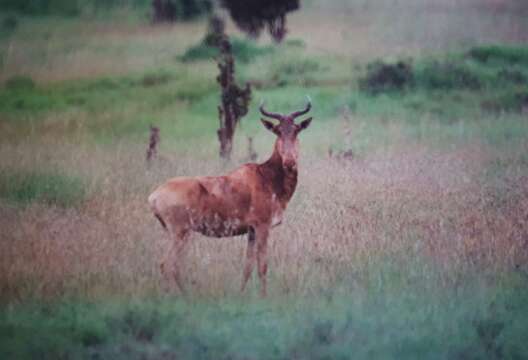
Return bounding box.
[161,228,190,294]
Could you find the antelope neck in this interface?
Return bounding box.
[258,141,298,206]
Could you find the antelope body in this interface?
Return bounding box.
[148,100,312,296]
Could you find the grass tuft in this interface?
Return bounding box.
[0,170,85,207]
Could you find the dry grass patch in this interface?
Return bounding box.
[1,140,526,301]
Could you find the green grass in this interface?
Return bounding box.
[1,45,526,155]
[0,70,182,115]
[1,269,527,359]
[0,170,85,207]
[179,37,275,64]
[469,45,528,65]
[0,67,219,144]
[356,45,528,129]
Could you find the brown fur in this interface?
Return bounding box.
[148,102,312,296]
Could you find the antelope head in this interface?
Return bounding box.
[260,98,312,171]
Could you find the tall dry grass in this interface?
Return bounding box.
[1,135,527,302]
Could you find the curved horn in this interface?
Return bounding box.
[290,96,312,119]
[259,101,283,121]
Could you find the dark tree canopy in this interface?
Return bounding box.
[220,0,300,42]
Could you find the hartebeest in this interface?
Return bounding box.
[148,99,312,296]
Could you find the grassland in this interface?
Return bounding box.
[1,1,528,359]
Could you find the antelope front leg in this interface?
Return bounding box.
[255,225,270,297]
[240,228,256,293]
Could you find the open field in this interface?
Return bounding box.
[1,1,528,358]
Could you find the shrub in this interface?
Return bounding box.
[0,170,85,207]
[359,60,414,94]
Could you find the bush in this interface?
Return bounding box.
[359,60,414,94]
[0,170,85,207]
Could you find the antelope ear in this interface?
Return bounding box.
[297,117,312,132]
[261,119,278,134]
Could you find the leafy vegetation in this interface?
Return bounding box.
[359,60,414,94]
